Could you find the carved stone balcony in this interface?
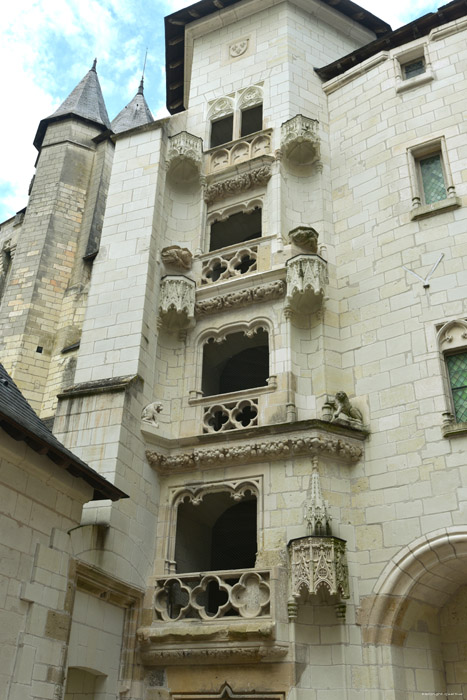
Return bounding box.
[159,275,195,331]
[166,131,203,183]
[206,129,272,175]
[288,536,349,618]
[281,115,320,166]
[137,567,288,664]
[286,254,327,313]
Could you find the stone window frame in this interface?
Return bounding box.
[190,317,277,404]
[407,137,460,220]
[394,41,434,94]
[207,85,264,148]
[204,195,265,254]
[172,684,284,700]
[164,476,264,575]
[437,319,467,437]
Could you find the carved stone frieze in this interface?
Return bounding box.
[281,114,320,166]
[166,131,203,182]
[159,275,195,330]
[286,254,328,313]
[138,637,288,665]
[146,431,363,474]
[161,245,193,271]
[204,165,272,204]
[196,280,286,316]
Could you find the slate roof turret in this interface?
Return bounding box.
[34,60,110,150]
[111,78,154,134]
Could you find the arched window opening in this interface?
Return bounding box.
[210,114,234,148]
[175,492,257,574]
[210,209,261,252]
[202,329,269,397]
[241,104,263,137]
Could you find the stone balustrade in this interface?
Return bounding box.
[159,275,195,330]
[286,254,327,313]
[206,130,272,174]
[154,569,271,621]
[281,115,320,165]
[201,245,258,285]
[203,398,259,433]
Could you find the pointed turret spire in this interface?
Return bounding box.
[304,461,332,536]
[34,60,110,149]
[110,77,154,135]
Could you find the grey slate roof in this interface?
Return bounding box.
[0,364,127,502]
[34,61,110,149]
[111,79,154,134]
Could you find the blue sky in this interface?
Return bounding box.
[0,0,439,222]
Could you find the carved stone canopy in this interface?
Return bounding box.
[166,131,203,183]
[286,253,328,314]
[281,114,320,166]
[158,275,195,331]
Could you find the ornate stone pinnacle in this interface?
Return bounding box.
[305,466,332,536]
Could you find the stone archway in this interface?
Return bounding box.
[358,527,467,696]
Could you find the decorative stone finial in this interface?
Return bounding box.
[91,58,97,71]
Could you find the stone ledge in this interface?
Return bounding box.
[410,196,461,220]
[58,374,142,399]
[441,420,467,438]
[395,70,434,94]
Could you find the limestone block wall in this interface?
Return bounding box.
[0,431,93,700]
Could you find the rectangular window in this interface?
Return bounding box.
[210,115,233,148]
[240,104,263,137]
[446,353,467,423]
[402,58,425,80]
[419,154,447,205]
[210,209,261,251]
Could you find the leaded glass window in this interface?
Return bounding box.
[419,154,447,204]
[403,58,425,80]
[446,353,467,423]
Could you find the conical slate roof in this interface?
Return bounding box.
[111,79,154,134]
[34,60,110,149]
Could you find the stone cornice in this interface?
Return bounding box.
[145,420,367,474]
[58,374,142,399]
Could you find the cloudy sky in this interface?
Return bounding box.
[0,0,439,222]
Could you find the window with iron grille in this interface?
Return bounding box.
[418,154,447,205]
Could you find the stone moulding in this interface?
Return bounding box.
[138,637,288,665]
[286,253,328,313]
[159,275,195,330]
[204,164,272,204]
[146,430,364,474]
[166,131,203,182]
[195,279,286,316]
[280,114,320,166]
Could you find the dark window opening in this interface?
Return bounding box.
[175,492,257,575]
[202,329,269,397]
[402,58,425,80]
[210,209,261,252]
[210,114,234,147]
[241,104,263,137]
